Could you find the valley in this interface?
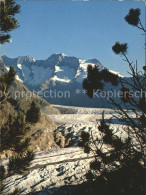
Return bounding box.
[1,2,144,194]
[0,58,135,195]
[2,105,128,195]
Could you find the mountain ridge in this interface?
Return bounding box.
[2,53,122,86]
[2,54,124,108]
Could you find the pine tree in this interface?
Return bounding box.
[83,65,119,98]
[0,67,35,193]
[0,1,35,194]
[0,66,16,102]
[26,100,41,123]
[0,0,20,44]
[0,112,35,193]
[1,113,31,153]
[78,8,145,195]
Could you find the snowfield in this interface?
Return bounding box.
[4,147,93,194]
[3,105,131,194]
[51,105,128,147]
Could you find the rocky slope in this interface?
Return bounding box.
[0,60,60,154]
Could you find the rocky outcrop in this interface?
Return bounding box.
[55,131,72,148]
[27,114,59,151]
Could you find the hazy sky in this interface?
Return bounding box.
[1,1,145,76]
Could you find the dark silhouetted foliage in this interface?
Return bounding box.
[83,65,103,98]
[26,100,41,123]
[120,85,133,103]
[101,69,119,86]
[0,166,6,181]
[0,71,34,194]
[0,113,30,153]
[112,42,128,55]
[83,65,119,98]
[125,8,145,33]
[78,113,145,195]
[0,0,20,44]
[0,2,35,194]
[78,7,145,195]
[0,66,16,102]
[8,151,34,175]
[125,8,141,26]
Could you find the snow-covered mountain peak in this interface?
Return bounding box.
[47,53,67,62]
[2,55,36,65]
[17,55,36,63]
[54,52,67,57]
[61,53,67,56]
[2,54,123,88]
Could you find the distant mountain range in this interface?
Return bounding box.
[2,54,126,108]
